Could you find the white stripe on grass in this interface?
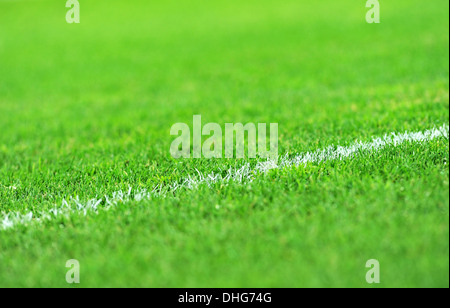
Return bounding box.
[1,124,448,231]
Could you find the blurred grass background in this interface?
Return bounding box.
[0,0,447,212]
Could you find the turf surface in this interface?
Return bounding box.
[0,0,448,287]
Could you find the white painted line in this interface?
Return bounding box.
[1,123,448,231]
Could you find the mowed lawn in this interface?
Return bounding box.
[0,0,448,287]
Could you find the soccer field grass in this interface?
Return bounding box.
[0,0,449,288]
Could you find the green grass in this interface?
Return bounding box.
[0,0,448,287]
